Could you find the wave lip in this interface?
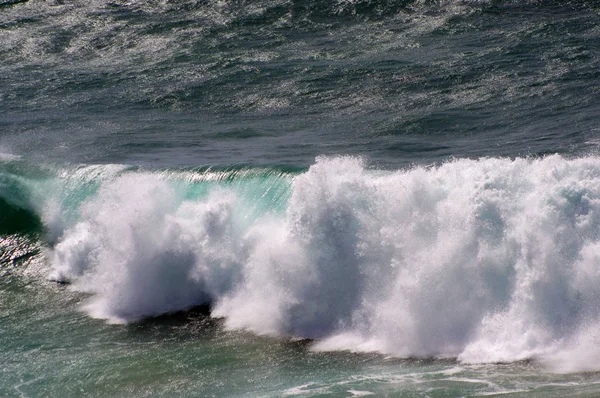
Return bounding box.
[44,155,600,371]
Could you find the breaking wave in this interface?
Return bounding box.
[20,154,600,372]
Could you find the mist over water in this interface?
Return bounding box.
[2,0,600,396]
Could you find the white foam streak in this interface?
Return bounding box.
[49,156,600,370]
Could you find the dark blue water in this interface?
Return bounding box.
[2,1,600,396]
[2,1,599,167]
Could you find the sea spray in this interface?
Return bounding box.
[47,155,600,370]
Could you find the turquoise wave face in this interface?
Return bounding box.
[0,158,296,272]
[0,159,296,234]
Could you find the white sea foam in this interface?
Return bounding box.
[0,151,20,161]
[49,155,600,370]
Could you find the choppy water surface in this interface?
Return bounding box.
[2,0,599,166]
[2,0,600,396]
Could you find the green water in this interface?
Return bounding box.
[4,274,600,397]
[2,275,599,397]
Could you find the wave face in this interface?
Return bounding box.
[38,155,600,371]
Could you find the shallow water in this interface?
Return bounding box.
[4,275,600,397]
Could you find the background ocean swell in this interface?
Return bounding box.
[1,155,599,371]
[1,0,599,167]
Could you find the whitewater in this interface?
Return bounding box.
[8,154,589,373]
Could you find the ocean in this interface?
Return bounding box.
[1,0,600,396]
